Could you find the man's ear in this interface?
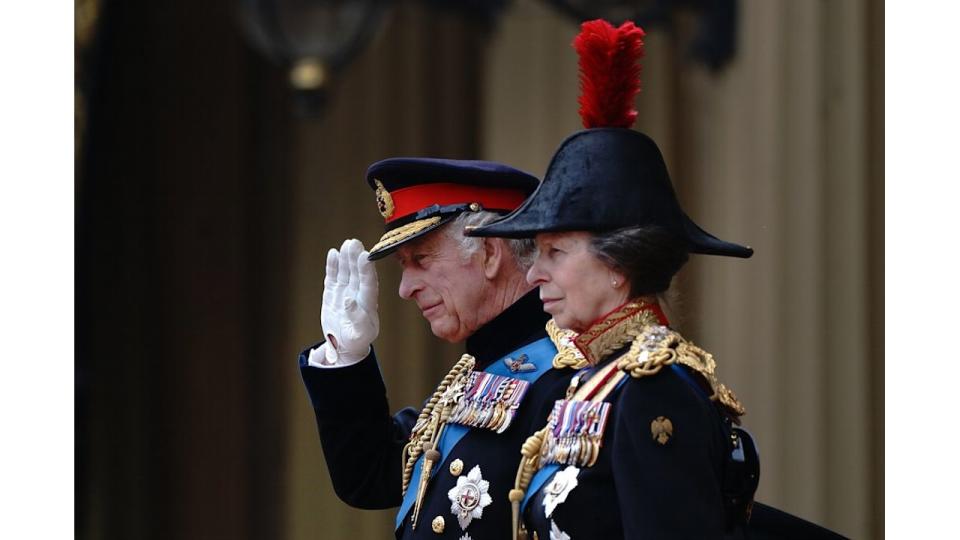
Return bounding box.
[481,238,504,280]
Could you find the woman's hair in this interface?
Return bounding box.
[589,226,689,297]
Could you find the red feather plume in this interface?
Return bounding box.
[573,19,646,129]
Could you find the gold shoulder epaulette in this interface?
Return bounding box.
[546,319,590,370]
[616,326,746,418]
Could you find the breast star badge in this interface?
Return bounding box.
[542,465,580,518]
[447,465,492,530]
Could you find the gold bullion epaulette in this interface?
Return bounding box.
[615,325,746,418]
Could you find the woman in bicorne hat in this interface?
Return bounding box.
[467,19,757,540]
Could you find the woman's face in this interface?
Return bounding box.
[527,231,629,333]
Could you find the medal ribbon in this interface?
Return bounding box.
[520,358,624,515]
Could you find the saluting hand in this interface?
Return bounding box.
[318,238,380,365]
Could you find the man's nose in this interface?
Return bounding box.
[398,269,421,299]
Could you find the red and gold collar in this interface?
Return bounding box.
[572,300,668,365]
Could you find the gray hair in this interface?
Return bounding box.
[445,211,536,270]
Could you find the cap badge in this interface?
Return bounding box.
[373,179,394,219]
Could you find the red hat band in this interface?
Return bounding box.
[384,182,528,224]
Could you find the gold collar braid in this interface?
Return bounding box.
[546,319,589,370]
[571,301,663,365]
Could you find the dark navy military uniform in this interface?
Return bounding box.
[524,364,730,538]
[300,290,573,538]
[505,304,746,540]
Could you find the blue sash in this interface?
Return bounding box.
[395,336,557,530]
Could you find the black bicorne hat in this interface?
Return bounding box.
[466,19,752,259]
[467,128,753,258]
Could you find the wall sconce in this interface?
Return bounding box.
[239,0,393,115]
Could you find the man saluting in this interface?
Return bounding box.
[299,158,572,538]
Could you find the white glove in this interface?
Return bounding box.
[316,238,380,366]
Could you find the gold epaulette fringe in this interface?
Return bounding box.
[616,328,746,418]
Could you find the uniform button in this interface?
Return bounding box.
[449,458,464,476]
[431,515,445,534]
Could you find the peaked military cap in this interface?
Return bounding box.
[365,157,540,260]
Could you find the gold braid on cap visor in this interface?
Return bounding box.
[370,216,442,253]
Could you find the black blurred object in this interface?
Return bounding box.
[544,0,738,70]
[723,425,761,531]
[422,0,511,26]
[239,0,393,115]
[740,503,850,540]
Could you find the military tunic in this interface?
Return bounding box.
[516,302,746,540]
[300,290,573,539]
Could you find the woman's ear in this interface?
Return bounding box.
[609,268,627,290]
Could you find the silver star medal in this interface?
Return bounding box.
[459,535,474,540]
[550,519,571,540]
[542,465,580,518]
[447,465,492,529]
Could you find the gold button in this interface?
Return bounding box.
[449,458,464,476]
[469,202,481,212]
[431,515,445,534]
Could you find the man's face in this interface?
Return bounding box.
[395,229,488,343]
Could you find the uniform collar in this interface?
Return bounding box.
[572,300,669,365]
[466,289,549,369]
